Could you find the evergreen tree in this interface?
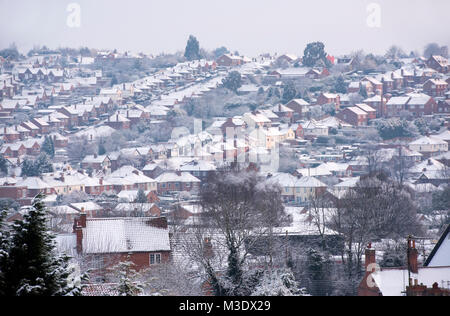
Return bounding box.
[21,154,54,177]
[222,71,242,93]
[302,42,331,68]
[112,261,143,296]
[282,81,297,104]
[0,194,81,296]
[98,142,106,156]
[334,75,347,94]
[359,84,368,99]
[21,159,36,177]
[306,248,332,296]
[0,209,11,296]
[134,189,148,204]
[213,46,229,58]
[36,153,54,174]
[0,155,8,175]
[184,35,201,61]
[41,136,55,158]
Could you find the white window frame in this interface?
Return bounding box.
[150,253,161,265]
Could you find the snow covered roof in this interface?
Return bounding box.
[82,217,171,254]
[424,225,450,267]
[371,266,450,296]
[409,136,447,146]
[155,172,201,183]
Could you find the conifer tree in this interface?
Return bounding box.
[41,136,55,158]
[184,35,201,61]
[0,194,81,296]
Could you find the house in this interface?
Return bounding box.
[336,107,368,126]
[81,155,111,172]
[301,120,329,137]
[271,104,294,122]
[424,224,450,268]
[358,240,450,296]
[316,93,340,110]
[106,166,157,192]
[30,117,50,134]
[354,104,376,120]
[105,113,130,130]
[216,54,243,67]
[423,79,448,97]
[436,100,450,114]
[113,203,161,217]
[285,98,310,121]
[276,54,299,64]
[364,95,388,118]
[266,173,328,203]
[361,77,383,94]
[385,96,410,117]
[73,214,171,274]
[155,171,201,194]
[426,55,449,73]
[409,136,448,157]
[179,160,217,181]
[70,202,104,218]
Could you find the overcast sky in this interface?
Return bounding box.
[1,0,449,57]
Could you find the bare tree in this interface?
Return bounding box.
[181,169,290,296]
[329,174,422,284]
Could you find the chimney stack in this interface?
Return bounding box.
[73,210,86,254]
[408,238,419,275]
[364,243,376,270]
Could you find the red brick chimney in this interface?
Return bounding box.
[408,239,419,274]
[365,243,376,270]
[73,210,86,254]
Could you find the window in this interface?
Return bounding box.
[150,253,161,265]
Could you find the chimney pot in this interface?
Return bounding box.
[364,245,376,270]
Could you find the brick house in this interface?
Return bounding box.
[216,54,243,67]
[358,231,450,296]
[285,99,310,121]
[0,185,27,200]
[30,117,50,134]
[336,107,368,126]
[355,103,376,120]
[426,55,449,73]
[363,95,388,118]
[20,121,40,137]
[423,79,448,97]
[155,171,201,194]
[73,215,171,276]
[385,96,410,117]
[105,113,131,130]
[436,100,450,114]
[405,93,437,116]
[316,93,341,110]
[81,154,111,172]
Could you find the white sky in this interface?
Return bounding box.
[0,0,449,57]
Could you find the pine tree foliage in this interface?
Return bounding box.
[134,189,148,204]
[184,35,201,61]
[111,261,144,296]
[222,71,242,93]
[41,136,55,158]
[302,42,331,68]
[251,268,309,296]
[0,194,82,296]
